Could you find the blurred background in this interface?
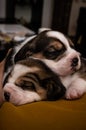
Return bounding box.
[0,0,86,57]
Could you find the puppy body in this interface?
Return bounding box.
[0,30,86,105]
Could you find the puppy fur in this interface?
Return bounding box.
[3,58,66,105]
[0,29,86,105]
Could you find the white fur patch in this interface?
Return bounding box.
[47,31,69,48]
[60,73,86,99]
[65,78,86,99]
[8,64,39,83]
[38,28,51,33]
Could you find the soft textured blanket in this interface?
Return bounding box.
[0,96,86,130]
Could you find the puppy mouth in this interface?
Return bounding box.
[71,67,77,72]
[71,63,80,73]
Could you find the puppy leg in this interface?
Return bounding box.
[65,78,86,99]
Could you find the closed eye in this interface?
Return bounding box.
[43,46,64,60]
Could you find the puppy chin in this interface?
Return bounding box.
[57,64,81,76]
[55,67,75,76]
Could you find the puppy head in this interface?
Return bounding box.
[15,30,81,76]
[44,31,81,76]
[3,58,66,105]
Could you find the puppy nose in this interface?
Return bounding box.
[4,92,10,101]
[72,57,78,67]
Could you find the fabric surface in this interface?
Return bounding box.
[0,61,86,130]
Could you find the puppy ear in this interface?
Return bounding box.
[38,28,51,34]
[43,77,66,100]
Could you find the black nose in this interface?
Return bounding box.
[4,92,10,101]
[72,57,78,67]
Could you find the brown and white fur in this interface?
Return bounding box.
[0,29,86,105]
[3,58,65,105]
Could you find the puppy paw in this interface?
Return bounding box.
[65,87,84,100]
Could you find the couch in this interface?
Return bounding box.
[0,60,86,130]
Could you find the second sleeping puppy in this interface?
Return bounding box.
[3,58,66,105]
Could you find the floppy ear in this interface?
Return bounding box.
[42,77,66,101]
[14,41,35,63]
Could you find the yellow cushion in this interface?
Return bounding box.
[0,95,86,130]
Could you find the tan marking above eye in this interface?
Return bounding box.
[49,41,63,50]
[33,53,45,58]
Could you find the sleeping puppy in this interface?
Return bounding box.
[0,30,86,104]
[3,58,66,105]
